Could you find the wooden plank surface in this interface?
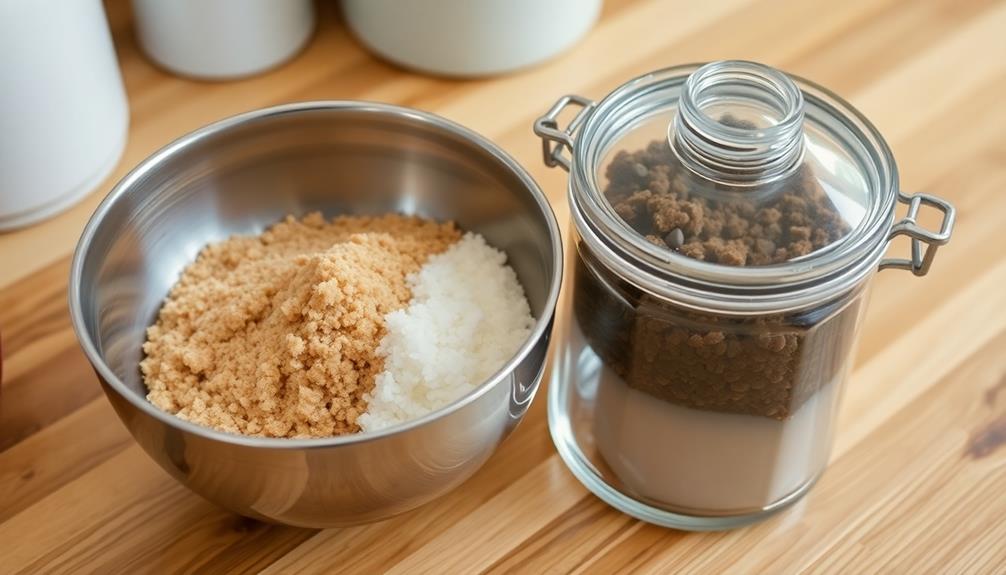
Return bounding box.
[1,0,1004,572]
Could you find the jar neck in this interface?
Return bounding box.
[670,60,806,185]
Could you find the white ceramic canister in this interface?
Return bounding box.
[131,0,315,80]
[342,0,602,77]
[0,0,128,232]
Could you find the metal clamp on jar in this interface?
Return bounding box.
[534,60,955,530]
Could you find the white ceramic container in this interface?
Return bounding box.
[342,0,602,77]
[0,0,129,231]
[131,0,315,80]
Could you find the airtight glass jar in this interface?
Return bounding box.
[534,61,955,530]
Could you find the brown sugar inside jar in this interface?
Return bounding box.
[535,61,955,530]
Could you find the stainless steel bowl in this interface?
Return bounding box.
[68,102,562,527]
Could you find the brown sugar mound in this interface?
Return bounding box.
[576,140,858,420]
[604,140,849,266]
[141,213,461,438]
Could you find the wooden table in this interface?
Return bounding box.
[2,0,1004,572]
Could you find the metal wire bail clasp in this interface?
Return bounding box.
[533,94,595,171]
[879,192,956,276]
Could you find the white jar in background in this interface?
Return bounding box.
[131,0,316,80]
[0,0,129,232]
[342,0,602,77]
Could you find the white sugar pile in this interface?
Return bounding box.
[357,232,535,431]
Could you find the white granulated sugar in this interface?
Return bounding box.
[357,232,535,432]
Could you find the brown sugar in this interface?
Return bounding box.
[575,140,858,420]
[141,213,461,438]
[604,140,849,266]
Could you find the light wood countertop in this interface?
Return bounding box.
[2,0,1004,572]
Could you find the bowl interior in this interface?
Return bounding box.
[74,104,559,405]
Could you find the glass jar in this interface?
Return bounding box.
[534,61,956,530]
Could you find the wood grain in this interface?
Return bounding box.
[1,0,1003,573]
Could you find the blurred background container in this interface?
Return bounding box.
[342,0,602,77]
[130,0,316,80]
[0,0,128,231]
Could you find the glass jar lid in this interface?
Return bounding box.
[544,61,905,313]
[600,61,869,266]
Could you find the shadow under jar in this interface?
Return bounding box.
[535,61,956,530]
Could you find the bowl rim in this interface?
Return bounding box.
[68,100,563,449]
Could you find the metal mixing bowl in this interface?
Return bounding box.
[68,102,562,527]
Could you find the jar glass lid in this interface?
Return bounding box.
[570,61,899,306]
[596,61,874,266]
